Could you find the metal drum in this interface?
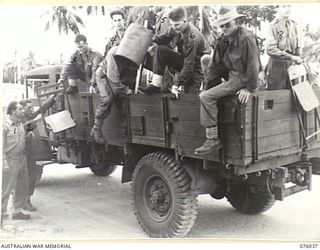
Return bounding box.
[115,23,153,68]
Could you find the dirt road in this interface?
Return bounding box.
[1,163,320,240]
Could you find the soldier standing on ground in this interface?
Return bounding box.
[58,34,103,94]
[19,90,63,212]
[2,101,30,220]
[266,5,303,90]
[195,7,261,155]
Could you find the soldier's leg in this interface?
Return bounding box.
[66,79,79,94]
[201,54,211,84]
[1,161,20,217]
[12,157,30,220]
[195,80,244,155]
[23,157,37,211]
[139,45,184,94]
[91,67,114,144]
[266,58,289,90]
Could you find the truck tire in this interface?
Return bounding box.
[226,182,275,215]
[132,152,198,238]
[310,158,320,174]
[89,163,117,176]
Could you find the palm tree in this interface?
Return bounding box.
[83,6,105,16]
[42,6,85,35]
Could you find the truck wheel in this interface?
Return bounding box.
[89,163,117,176]
[226,182,275,214]
[35,165,44,186]
[132,152,198,238]
[310,158,320,174]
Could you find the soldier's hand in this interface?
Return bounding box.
[25,131,35,139]
[126,89,133,95]
[2,159,9,171]
[237,88,251,104]
[57,79,64,84]
[171,85,181,99]
[292,55,303,64]
[89,85,97,94]
[56,83,65,98]
[147,43,157,56]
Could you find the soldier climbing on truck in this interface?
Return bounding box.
[91,46,134,144]
[139,7,206,96]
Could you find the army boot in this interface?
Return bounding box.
[90,119,106,144]
[194,126,221,155]
[23,197,37,212]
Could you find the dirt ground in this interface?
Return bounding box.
[1,163,320,241]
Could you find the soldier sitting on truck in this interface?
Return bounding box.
[138,7,206,96]
[195,7,262,155]
[58,34,103,94]
[104,9,127,58]
[91,46,135,144]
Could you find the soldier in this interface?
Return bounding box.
[90,46,134,144]
[19,90,63,212]
[266,5,303,90]
[104,9,126,58]
[138,7,206,96]
[2,101,30,220]
[58,34,103,94]
[195,7,261,155]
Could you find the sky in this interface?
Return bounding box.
[0,5,113,65]
[0,3,320,66]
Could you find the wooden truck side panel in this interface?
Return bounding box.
[124,89,320,169]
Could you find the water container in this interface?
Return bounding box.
[115,23,153,69]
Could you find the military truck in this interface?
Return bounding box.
[25,64,320,238]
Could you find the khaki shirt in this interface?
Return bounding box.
[61,47,103,84]
[153,23,206,87]
[266,18,301,60]
[207,26,261,92]
[104,30,126,57]
[3,119,25,161]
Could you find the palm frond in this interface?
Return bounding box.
[45,21,50,31]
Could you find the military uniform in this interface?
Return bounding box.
[104,30,125,58]
[2,119,29,216]
[200,26,261,127]
[92,46,134,144]
[23,96,56,203]
[152,22,206,93]
[95,47,132,120]
[266,18,301,90]
[60,47,103,90]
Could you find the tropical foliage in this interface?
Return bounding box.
[302,25,320,86]
[237,5,278,31]
[42,6,85,35]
